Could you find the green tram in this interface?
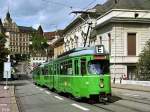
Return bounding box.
[32,45,111,101]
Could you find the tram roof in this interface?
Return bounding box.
[58,45,107,58]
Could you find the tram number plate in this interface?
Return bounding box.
[95,45,104,54]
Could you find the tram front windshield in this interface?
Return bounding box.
[88,60,109,75]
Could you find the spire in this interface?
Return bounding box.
[6,11,11,19]
[5,11,12,23]
[37,25,43,34]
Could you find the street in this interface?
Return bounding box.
[14,80,150,112]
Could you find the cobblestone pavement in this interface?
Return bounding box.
[0,84,18,112]
[0,86,11,112]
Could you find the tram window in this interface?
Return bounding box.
[88,60,109,75]
[45,67,48,75]
[37,70,40,76]
[74,60,79,75]
[67,60,72,75]
[60,62,66,75]
[53,65,56,75]
[49,66,52,75]
[57,64,60,75]
[81,58,87,75]
[42,68,45,75]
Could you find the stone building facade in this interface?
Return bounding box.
[62,0,150,80]
[91,0,150,80]
[2,11,36,56]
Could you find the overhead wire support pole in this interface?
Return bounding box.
[84,22,92,47]
[71,10,95,47]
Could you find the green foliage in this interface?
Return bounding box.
[29,33,49,56]
[137,39,150,80]
[0,33,9,79]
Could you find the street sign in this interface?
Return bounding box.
[95,45,104,54]
[3,62,11,78]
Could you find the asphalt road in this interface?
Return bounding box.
[14,80,150,112]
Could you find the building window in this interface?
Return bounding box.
[74,35,78,47]
[108,33,111,54]
[99,36,102,45]
[127,33,136,55]
[127,66,136,80]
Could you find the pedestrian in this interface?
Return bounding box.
[120,77,122,84]
[113,77,115,84]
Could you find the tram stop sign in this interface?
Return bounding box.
[95,45,105,54]
[3,62,11,79]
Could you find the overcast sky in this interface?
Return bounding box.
[0,0,106,32]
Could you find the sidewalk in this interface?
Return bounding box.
[112,83,150,92]
[0,84,19,112]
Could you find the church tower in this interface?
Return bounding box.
[37,25,43,35]
[4,11,12,24]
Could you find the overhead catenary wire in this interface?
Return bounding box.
[42,0,98,12]
[42,0,75,10]
[82,0,97,10]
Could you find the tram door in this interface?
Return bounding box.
[80,58,87,75]
[74,59,79,75]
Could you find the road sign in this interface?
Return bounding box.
[3,62,11,78]
[95,45,104,54]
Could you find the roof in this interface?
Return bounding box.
[102,0,150,12]
[95,17,150,29]
[44,32,57,40]
[58,45,106,58]
[44,30,63,40]
[18,26,36,33]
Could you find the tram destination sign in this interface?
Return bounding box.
[95,45,105,54]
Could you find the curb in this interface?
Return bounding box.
[112,84,150,92]
[10,86,19,112]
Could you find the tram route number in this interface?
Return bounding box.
[95,45,104,54]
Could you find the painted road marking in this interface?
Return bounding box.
[40,88,44,91]
[122,93,132,96]
[45,91,51,95]
[54,96,64,100]
[71,103,90,111]
[2,108,10,112]
[132,94,140,97]
[123,93,140,97]
[0,104,7,106]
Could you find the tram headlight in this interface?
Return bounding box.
[99,79,104,88]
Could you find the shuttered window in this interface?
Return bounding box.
[127,33,136,55]
[108,33,111,54]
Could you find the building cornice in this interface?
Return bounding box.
[95,17,150,29]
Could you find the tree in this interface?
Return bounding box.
[29,33,49,57]
[0,33,9,79]
[137,39,150,80]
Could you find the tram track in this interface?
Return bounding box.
[90,100,146,112]
[91,104,116,112]
[85,94,150,112]
[116,94,150,105]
